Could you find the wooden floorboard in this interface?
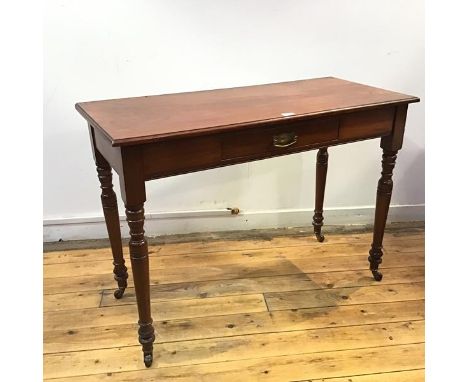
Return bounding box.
[44,267,425,312]
[44,251,424,294]
[293,369,425,382]
[44,228,425,381]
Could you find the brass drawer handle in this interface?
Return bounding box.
[273,132,297,148]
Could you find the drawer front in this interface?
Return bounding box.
[142,135,222,178]
[339,107,395,140]
[221,117,339,160]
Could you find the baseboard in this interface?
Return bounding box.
[43,204,424,242]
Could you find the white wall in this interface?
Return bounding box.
[44,0,424,241]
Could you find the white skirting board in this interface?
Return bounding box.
[43,204,424,242]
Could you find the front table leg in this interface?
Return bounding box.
[126,203,155,367]
[368,149,398,281]
[95,155,128,299]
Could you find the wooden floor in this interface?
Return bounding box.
[43,226,425,381]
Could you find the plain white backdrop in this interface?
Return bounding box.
[2,1,467,381]
[43,0,424,240]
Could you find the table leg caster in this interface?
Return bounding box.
[368,247,383,282]
[371,270,383,281]
[144,352,153,367]
[312,218,325,243]
[114,287,126,299]
[315,233,325,242]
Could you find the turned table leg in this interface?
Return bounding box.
[368,149,398,281]
[126,203,155,367]
[313,147,328,242]
[95,155,128,299]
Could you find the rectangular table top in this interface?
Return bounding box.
[76,77,419,146]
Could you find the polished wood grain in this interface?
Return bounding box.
[339,107,395,140]
[76,77,420,367]
[221,116,338,160]
[142,135,222,179]
[43,228,425,381]
[76,77,418,146]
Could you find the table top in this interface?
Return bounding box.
[76,77,419,146]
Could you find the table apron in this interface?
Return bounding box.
[139,106,396,180]
[92,105,396,181]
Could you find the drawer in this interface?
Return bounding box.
[221,117,339,160]
[339,107,395,140]
[142,135,222,178]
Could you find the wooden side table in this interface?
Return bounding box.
[76,77,419,366]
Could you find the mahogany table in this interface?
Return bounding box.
[76,77,419,367]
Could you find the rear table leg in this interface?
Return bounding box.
[95,154,128,299]
[313,147,328,242]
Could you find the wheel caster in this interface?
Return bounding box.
[315,233,325,242]
[144,353,153,367]
[114,287,125,299]
[372,270,383,281]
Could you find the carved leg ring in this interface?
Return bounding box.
[368,149,398,281]
[126,205,155,367]
[313,147,329,242]
[96,163,128,299]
